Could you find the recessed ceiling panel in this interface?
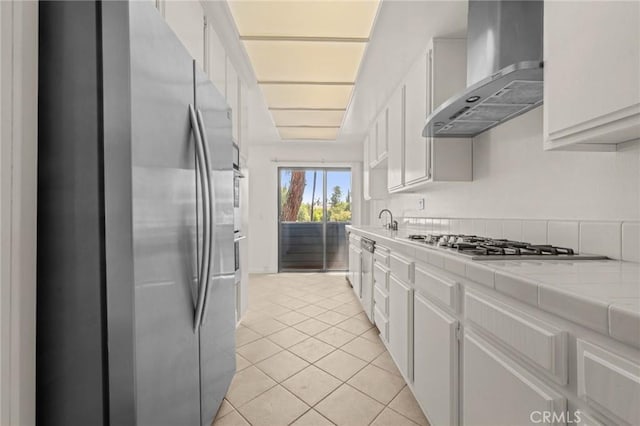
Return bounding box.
[228,1,379,39]
[271,110,345,127]
[244,40,366,83]
[262,84,354,109]
[278,127,339,140]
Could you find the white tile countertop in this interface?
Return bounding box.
[347,225,640,349]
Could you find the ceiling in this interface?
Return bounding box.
[218,1,468,145]
[228,0,380,141]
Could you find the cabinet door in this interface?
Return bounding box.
[414,293,458,426]
[376,109,388,161]
[226,59,239,143]
[363,135,371,200]
[544,1,640,150]
[389,275,413,380]
[368,125,378,168]
[163,0,206,70]
[404,51,429,184]
[239,80,248,152]
[349,245,362,298]
[577,339,640,425]
[208,27,226,98]
[387,86,405,190]
[463,331,567,426]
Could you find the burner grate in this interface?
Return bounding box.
[406,233,587,258]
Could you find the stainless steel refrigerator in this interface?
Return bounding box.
[36,2,236,425]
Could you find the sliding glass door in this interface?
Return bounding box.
[278,168,351,272]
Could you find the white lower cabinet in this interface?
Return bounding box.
[413,292,459,426]
[576,339,640,425]
[463,331,567,426]
[389,275,413,380]
[348,243,361,298]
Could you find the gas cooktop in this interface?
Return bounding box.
[407,234,607,260]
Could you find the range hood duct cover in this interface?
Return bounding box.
[423,0,543,138]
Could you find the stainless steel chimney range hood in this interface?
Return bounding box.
[423,0,544,138]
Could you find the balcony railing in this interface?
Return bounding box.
[279,222,349,271]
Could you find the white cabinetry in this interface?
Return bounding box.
[544,1,640,151]
[363,133,388,201]
[404,49,429,184]
[239,80,249,152]
[348,229,639,426]
[463,331,567,426]
[376,109,388,163]
[348,237,362,298]
[387,86,404,191]
[226,58,239,143]
[163,0,206,70]
[393,38,471,192]
[413,293,458,426]
[576,339,640,425]
[207,26,226,97]
[389,275,413,380]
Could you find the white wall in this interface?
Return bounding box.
[0,2,38,425]
[369,107,640,225]
[248,141,364,273]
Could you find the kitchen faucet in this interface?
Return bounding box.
[378,209,398,231]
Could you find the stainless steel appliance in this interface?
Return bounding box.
[407,234,607,260]
[233,234,246,323]
[423,0,544,138]
[360,238,376,322]
[36,2,235,425]
[233,146,244,234]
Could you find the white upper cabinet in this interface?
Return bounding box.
[376,109,388,162]
[404,49,429,184]
[544,1,640,151]
[239,80,248,153]
[363,133,388,200]
[368,125,378,168]
[393,38,471,191]
[208,26,226,97]
[226,58,239,143]
[163,0,206,70]
[387,85,404,191]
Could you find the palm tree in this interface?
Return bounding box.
[281,171,305,221]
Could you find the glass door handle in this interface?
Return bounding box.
[189,104,211,331]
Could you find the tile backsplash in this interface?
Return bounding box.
[397,217,640,262]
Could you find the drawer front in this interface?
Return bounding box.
[374,285,389,315]
[465,290,568,384]
[577,339,640,425]
[349,234,362,244]
[390,253,414,283]
[374,262,389,291]
[374,249,389,266]
[414,265,458,311]
[374,306,389,343]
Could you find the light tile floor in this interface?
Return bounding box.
[213,273,430,426]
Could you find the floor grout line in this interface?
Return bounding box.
[217,273,425,426]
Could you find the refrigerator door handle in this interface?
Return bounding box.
[196,108,216,326]
[189,105,211,331]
